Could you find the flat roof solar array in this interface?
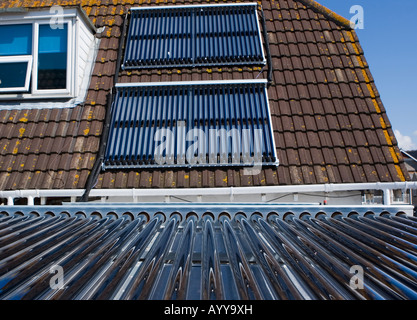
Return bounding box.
[0,205,416,300]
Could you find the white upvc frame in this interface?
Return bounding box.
[0,13,76,99]
[0,55,33,93]
[31,20,73,96]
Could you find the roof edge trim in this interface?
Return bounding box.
[297,0,353,29]
[0,7,29,13]
[0,5,96,33]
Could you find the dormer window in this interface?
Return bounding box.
[0,22,68,94]
[0,6,97,103]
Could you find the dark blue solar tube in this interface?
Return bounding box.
[122,87,135,163]
[139,88,151,163]
[124,5,265,68]
[105,81,276,168]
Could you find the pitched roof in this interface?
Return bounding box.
[1,205,417,300]
[0,0,409,190]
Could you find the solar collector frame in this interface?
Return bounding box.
[104,80,278,169]
[123,3,266,69]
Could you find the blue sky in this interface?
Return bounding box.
[316,0,417,151]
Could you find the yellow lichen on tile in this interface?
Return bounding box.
[19,112,28,122]
[345,33,404,180]
[73,174,80,185]
[19,127,26,137]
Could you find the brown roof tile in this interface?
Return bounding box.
[0,0,408,190]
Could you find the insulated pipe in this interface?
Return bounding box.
[91,182,417,197]
[384,189,391,206]
[0,182,417,205]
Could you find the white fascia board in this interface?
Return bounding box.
[0,6,96,33]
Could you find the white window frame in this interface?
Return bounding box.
[0,12,76,99]
[32,20,73,96]
[0,55,33,93]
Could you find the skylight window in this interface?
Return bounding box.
[103,80,278,170]
[123,3,266,69]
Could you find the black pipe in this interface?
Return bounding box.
[79,12,129,202]
[114,12,129,84]
[79,90,114,202]
[259,5,273,87]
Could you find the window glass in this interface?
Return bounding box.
[37,24,68,90]
[0,61,29,89]
[0,24,32,56]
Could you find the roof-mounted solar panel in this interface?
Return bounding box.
[123,3,266,69]
[104,80,277,169]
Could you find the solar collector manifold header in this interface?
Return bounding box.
[123,3,266,69]
[104,80,278,170]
